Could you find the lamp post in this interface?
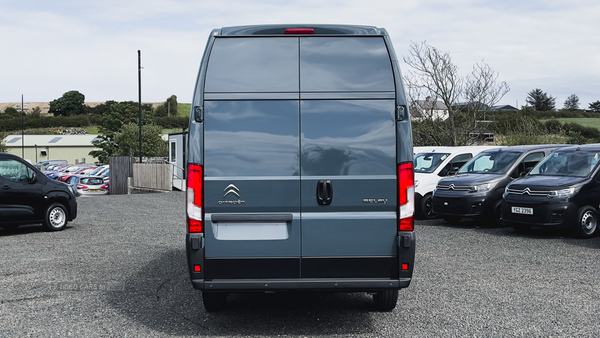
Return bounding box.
[34,144,38,163]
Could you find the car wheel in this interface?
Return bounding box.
[202,292,227,312]
[491,200,503,227]
[443,216,462,224]
[420,194,437,219]
[42,203,68,231]
[573,206,597,239]
[373,290,398,312]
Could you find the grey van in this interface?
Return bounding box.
[185,24,415,311]
[431,145,565,225]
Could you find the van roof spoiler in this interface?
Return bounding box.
[219,24,386,36]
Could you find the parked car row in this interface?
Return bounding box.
[416,143,600,238]
[41,162,110,196]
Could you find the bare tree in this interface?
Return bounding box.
[403,41,509,146]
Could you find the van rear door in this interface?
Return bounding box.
[298,37,398,278]
[202,37,302,279]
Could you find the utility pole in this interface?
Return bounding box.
[138,50,143,163]
[21,95,24,158]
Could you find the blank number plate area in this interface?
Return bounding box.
[511,206,533,215]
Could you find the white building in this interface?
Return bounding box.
[2,134,101,164]
[411,97,449,121]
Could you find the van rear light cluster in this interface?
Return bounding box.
[187,164,204,233]
[398,162,415,231]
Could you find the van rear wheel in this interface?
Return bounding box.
[373,290,398,312]
[202,292,227,312]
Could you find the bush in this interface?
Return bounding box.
[544,119,562,134]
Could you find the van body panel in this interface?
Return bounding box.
[186,25,415,298]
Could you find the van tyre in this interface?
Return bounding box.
[420,194,436,219]
[573,206,597,239]
[202,292,227,312]
[42,203,68,231]
[492,200,503,227]
[373,290,398,312]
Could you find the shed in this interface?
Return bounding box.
[2,134,101,164]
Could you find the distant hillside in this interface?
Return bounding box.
[0,102,169,116]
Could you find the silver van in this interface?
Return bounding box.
[185,24,415,311]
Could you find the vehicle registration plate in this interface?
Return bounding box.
[511,206,533,215]
[89,189,100,192]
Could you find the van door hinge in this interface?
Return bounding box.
[194,106,204,122]
[395,105,406,121]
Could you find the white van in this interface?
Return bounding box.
[414,146,501,218]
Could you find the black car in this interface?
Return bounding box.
[432,145,566,225]
[502,144,600,238]
[0,153,77,231]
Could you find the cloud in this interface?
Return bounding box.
[0,0,598,106]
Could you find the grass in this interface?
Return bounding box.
[540,118,600,130]
[177,103,191,117]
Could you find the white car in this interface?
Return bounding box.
[414,146,503,219]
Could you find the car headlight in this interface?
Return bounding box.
[547,187,575,199]
[469,182,492,193]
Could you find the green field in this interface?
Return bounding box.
[177,103,191,117]
[541,118,600,130]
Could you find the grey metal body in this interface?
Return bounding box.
[186,25,414,293]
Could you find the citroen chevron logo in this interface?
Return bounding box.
[223,184,240,198]
[449,184,455,190]
[523,188,531,195]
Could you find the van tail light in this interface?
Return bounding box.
[187,164,204,233]
[284,28,315,34]
[398,162,415,231]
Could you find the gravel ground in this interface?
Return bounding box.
[1,192,599,337]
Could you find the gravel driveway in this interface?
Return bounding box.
[1,192,599,337]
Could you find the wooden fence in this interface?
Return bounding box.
[109,156,133,195]
[133,163,172,191]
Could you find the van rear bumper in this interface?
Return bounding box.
[191,278,411,292]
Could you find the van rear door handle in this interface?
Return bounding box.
[316,180,333,205]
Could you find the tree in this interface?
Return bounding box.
[403,41,509,146]
[89,101,154,163]
[3,107,20,117]
[589,101,600,113]
[114,123,167,157]
[563,94,580,111]
[0,131,7,152]
[29,106,42,118]
[154,95,178,117]
[49,90,85,116]
[526,88,556,111]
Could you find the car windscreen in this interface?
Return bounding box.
[529,151,600,177]
[458,151,521,175]
[80,178,104,185]
[414,153,450,173]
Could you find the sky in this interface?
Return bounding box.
[1,0,599,109]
